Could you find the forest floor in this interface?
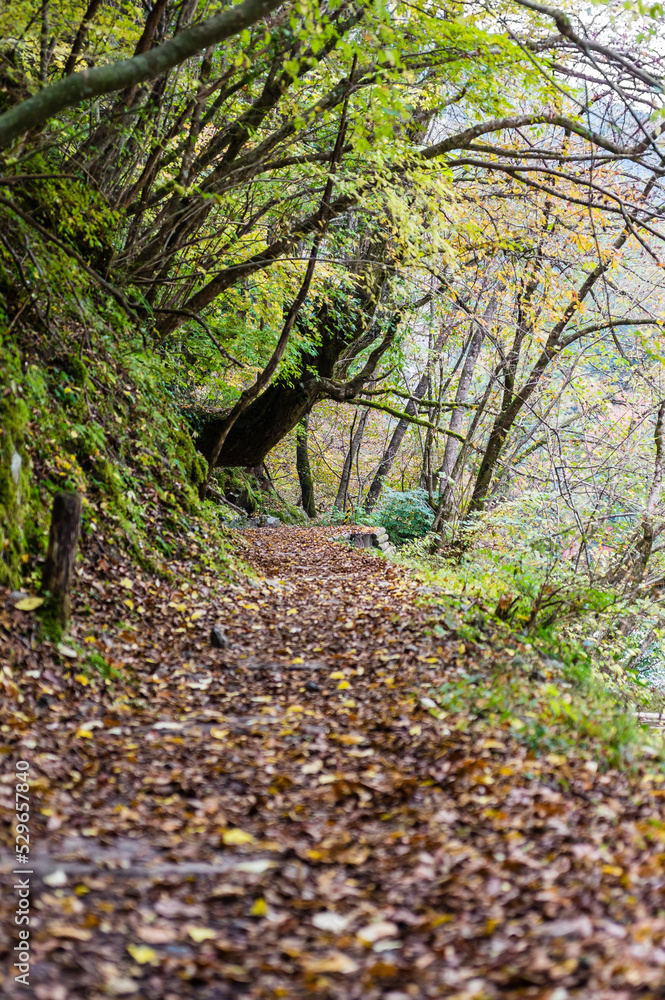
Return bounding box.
[2,526,665,999]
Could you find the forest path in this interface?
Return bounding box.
[2,526,665,999]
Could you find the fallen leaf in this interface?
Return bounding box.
[137,925,177,944]
[302,951,359,974]
[15,596,44,611]
[48,924,92,941]
[188,926,217,942]
[312,912,350,933]
[222,827,256,845]
[44,869,68,887]
[127,943,159,964]
[357,921,398,944]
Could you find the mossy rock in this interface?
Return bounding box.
[273,506,308,526]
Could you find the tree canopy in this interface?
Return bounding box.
[1,0,665,584]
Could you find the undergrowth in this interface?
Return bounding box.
[0,317,237,597]
[396,531,665,770]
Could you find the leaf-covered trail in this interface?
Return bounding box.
[2,527,665,999]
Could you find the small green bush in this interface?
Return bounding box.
[375,488,434,544]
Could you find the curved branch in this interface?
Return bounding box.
[0,0,282,149]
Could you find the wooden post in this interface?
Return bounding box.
[41,491,81,627]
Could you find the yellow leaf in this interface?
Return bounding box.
[127,944,158,964]
[250,898,268,917]
[286,608,298,615]
[409,725,422,736]
[329,671,345,679]
[75,727,93,739]
[124,598,134,611]
[188,927,217,942]
[210,728,229,740]
[170,602,187,612]
[15,596,44,611]
[119,577,133,590]
[337,680,350,690]
[190,610,204,621]
[602,865,623,877]
[222,828,255,845]
[292,656,305,664]
[74,674,89,686]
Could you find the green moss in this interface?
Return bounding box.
[0,366,31,586]
[64,353,88,387]
[0,317,239,592]
[191,452,208,485]
[93,458,123,499]
[273,506,308,525]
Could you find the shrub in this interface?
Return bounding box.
[375,488,434,545]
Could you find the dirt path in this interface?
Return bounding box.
[2,527,665,999]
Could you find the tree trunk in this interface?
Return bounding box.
[432,320,484,529]
[41,491,82,628]
[64,0,104,76]
[197,379,312,469]
[364,327,449,512]
[606,398,665,587]
[296,415,316,517]
[335,408,369,511]
[40,1,51,86]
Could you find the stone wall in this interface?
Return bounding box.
[334,527,395,556]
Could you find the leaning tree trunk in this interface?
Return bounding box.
[364,327,449,512]
[335,408,369,511]
[196,380,312,469]
[296,415,316,517]
[432,321,484,530]
[364,402,419,513]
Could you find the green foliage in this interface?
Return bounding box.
[398,500,665,753]
[0,297,238,590]
[0,345,31,586]
[423,648,654,769]
[374,488,434,545]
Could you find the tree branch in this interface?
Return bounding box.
[0,0,282,149]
